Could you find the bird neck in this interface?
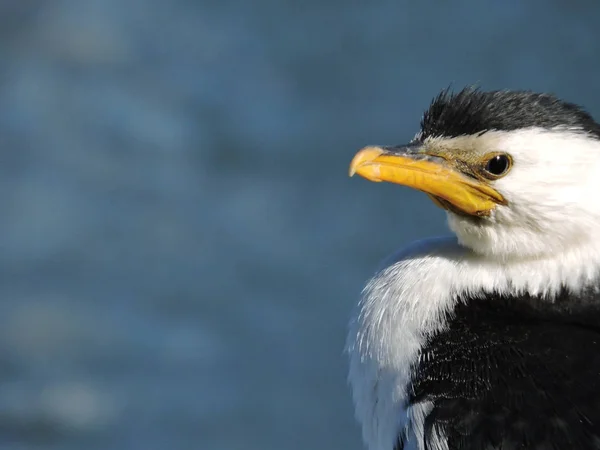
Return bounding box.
[469,235,600,297]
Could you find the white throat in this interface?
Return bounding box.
[346,236,600,450]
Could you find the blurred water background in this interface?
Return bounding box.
[1,1,600,449]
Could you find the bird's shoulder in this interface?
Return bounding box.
[377,236,464,271]
[402,290,600,450]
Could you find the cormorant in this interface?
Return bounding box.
[347,87,600,450]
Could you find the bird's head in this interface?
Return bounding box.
[350,87,600,260]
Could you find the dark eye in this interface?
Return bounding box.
[484,154,511,177]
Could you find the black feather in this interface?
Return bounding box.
[406,287,600,449]
[419,86,600,139]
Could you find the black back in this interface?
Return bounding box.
[398,287,600,450]
[419,87,600,140]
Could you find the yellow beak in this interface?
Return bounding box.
[349,145,506,217]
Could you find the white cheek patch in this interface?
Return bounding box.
[446,128,600,258]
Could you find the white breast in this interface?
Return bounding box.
[346,237,462,450]
[346,235,600,450]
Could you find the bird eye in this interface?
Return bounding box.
[483,154,512,178]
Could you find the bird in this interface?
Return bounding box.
[346,86,600,450]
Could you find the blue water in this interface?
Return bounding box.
[1,1,600,449]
